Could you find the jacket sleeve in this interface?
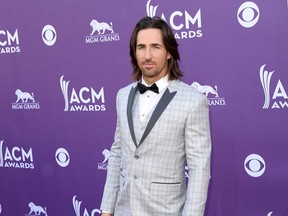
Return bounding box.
[182,95,212,216]
[100,92,122,213]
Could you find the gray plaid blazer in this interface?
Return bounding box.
[101,79,211,216]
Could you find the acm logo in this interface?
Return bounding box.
[73,196,101,216]
[260,64,288,109]
[0,29,20,54]
[146,0,202,39]
[60,75,106,112]
[0,140,34,169]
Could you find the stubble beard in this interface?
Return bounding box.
[140,62,168,82]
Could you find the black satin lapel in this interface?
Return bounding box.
[139,89,177,146]
[127,86,138,147]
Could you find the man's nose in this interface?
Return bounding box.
[144,48,152,59]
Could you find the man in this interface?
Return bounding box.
[101,16,211,216]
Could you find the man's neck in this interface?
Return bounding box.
[142,74,168,86]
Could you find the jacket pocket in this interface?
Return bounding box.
[150,181,182,196]
[150,181,184,214]
[119,172,125,188]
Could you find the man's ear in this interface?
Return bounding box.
[167,52,171,60]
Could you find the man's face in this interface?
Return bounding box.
[136,28,171,84]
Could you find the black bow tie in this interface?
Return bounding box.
[137,82,159,94]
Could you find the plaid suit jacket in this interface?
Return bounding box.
[101,79,211,216]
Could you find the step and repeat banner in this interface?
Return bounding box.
[1,0,288,215]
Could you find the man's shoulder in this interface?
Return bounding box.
[171,80,206,100]
[117,82,137,95]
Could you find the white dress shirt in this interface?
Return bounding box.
[139,75,170,121]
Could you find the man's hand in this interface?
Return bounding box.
[101,213,113,216]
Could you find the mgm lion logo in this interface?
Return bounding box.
[102,149,110,163]
[90,19,114,35]
[191,82,219,98]
[15,89,35,103]
[27,202,48,216]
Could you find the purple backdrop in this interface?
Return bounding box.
[1,0,288,215]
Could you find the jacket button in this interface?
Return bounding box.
[134,176,137,179]
[134,155,139,159]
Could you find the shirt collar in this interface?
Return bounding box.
[141,74,169,93]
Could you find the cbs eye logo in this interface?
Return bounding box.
[55,148,70,167]
[42,24,57,46]
[237,2,260,28]
[244,154,265,177]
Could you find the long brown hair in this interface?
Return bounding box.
[129,16,183,81]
